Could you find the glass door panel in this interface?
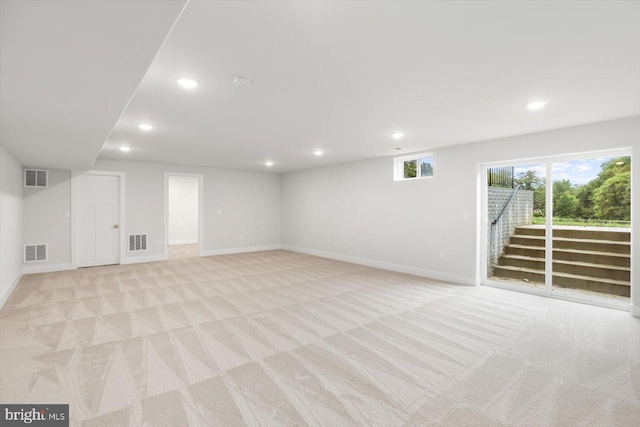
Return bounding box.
[487,163,547,291]
[551,156,631,305]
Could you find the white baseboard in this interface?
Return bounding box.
[201,244,282,257]
[121,254,168,265]
[282,245,475,286]
[0,272,23,309]
[632,304,640,318]
[23,263,73,275]
[169,239,198,246]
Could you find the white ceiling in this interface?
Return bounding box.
[2,1,639,173]
[99,1,640,172]
[0,0,187,170]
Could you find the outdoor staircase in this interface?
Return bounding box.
[494,226,631,297]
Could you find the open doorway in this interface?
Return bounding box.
[164,172,204,260]
[481,150,632,310]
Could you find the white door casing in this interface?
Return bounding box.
[77,174,120,267]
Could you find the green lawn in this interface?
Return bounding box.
[532,216,631,228]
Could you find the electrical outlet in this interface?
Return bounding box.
[217,209,222,215]
[159,240,163,246]
[240,234,245,241]
[439,251,445,260]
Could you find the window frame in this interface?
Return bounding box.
[393,152,434,181]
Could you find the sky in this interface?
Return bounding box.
[514,157,613,186]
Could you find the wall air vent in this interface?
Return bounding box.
[129,234,148,251]
[24,169,48,188]
[24,244,47,263]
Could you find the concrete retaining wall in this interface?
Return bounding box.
[488,187,534,276]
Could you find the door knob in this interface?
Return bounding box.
[114,224,119,229]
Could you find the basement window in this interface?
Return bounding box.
[394,153,434,181]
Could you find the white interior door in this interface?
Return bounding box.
[78,174,120,267]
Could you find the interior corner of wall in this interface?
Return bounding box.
[0,272,23,310]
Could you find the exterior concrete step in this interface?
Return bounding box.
[553,260,630,281]
[515,227,546,237]
[504,246,630,268]
[515,226,630,242]
[553,228,630,242]
[510,235,630,254]
[492,267,630,297]
[505,244,545,258]
[499,255,545,270]
[496,255,630,281]
[553,237,630,254]
[493,265,545,283]
[553,248,631,268]
[552,273,630,297]
[510,235,546,247]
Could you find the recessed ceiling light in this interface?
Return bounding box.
[138,123,153,131]
[526,99,548,111]
[265,161,274,166]
[393,147,405,151]
[233,75,253,87]
[314,150,323,156]
[120,146,131,152]
[176,77,199,89]
[391,132,404,140]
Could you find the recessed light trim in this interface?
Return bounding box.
[393,147,405,151]
[265,161,274,167]
[176,77,199,89]
[526,99,548,111]
[138,123,153,131]
[391,132,404,140]
[120,146,131,152]
[313,150,323,156]
[233,75,253,87]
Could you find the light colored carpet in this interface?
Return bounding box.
[169,244,199,260]
[1,247,639,426]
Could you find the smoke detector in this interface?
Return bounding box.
[233,75,252,87]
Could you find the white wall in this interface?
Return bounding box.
[0,145,23,306]
[281,117,640,313]
[92,159,281,259]
[23,169,71,267]
[168,175,199,245]
[19,158,281,266]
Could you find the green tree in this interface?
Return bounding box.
[576,180,598,218]
[598,157,631,181]
[576,156,630,219]
[515,170,542,190]
[593,172,631,220]
[404,160,416,178]
[552,179,575,212]
[555,193,579,217]
[515,170,546,213]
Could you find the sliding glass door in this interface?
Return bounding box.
[483,150,631,309]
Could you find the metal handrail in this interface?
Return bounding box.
[491,184,522,226]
